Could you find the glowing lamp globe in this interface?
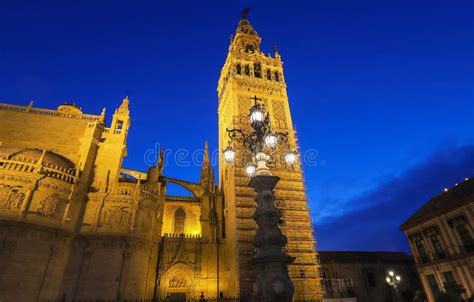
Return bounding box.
[389,271,394,277]
[250,109,264,124]
[223,147,236,163]
[264,134,278,148]
[386,277,391,283]
[396,276,401,281]
[246,164,256,177]
[284,151,297,165]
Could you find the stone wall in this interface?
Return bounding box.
[0,104,95,164]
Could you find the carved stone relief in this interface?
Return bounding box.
[36,193,65,219]
[169,274,188,288]
[0,185,25,212]
[140,210,152,232]
[102,206,131,228]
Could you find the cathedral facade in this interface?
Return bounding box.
[0,14,323,301]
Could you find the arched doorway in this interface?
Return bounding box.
[160,263,195,301]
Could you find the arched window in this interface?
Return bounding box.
[174,208,186,234]
[245,64,250,76]
[266,69,271,80]
[254,63,262,78]
[274,71,279,81]
[236,64,241,75]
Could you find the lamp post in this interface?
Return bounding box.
[386,270,401,299]
[223,95,297,302]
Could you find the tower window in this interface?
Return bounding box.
[266,69,271,80]
[236,64,241,75]
[245,64,250,76]
[174,208,186,234]
[254,63,262,78]
[115,120,124,134]
[274,71,279,81]
[245,44,255,53]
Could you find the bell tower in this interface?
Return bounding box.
[217,11,324,301]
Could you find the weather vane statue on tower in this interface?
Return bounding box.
[241,7,250,19]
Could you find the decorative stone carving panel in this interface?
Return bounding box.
[169,274,188,288]
[0,184,25,213]
[101,205,131,229]
[35,193,66,220]
[238,94,251,117]
[138,209,153,232]
[272,99,287,130]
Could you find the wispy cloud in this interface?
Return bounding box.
[315,144,474,252]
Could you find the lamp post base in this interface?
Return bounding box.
[250,254,295,302]
[249,175,295,302]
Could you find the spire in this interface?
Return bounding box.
[35,149,47,172]
[274,45,281,60]
[116,96,130,115]
[136,175,141,189]
[99,107,106,124]
[38,149,46,164]
[235,14,259,37]
[111,96,131,135]
[147,148,164,183]
[232,9,261,52]
[200,141,215,191]
[203,141,210,167]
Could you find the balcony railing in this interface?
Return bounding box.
[0,156,76,184]
[94,182,158,200]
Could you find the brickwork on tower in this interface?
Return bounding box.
[217,15,324,301]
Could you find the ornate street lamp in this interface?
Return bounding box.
[223,95,296,302]
[386,270,401,298]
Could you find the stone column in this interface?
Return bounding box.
[249,175,294,302]
[19,186,35,218]
[439,216,460,254]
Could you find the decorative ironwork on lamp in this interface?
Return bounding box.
[386,270,402,298]
[222,95,297,176]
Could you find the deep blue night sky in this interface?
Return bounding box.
[1,1,473,252]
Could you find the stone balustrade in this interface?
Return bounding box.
[163,233,201,239]
[0,155,76,184]
[96,181,159,200]
[0,102,101,121]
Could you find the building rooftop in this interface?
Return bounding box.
[319,251,413,263]
[401,177,474,230]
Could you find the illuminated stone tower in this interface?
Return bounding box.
[217,12,324,300]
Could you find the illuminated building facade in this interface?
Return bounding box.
[0,13,322,301]
[401,178,474,301]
